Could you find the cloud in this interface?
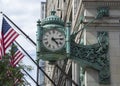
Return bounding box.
[1,0,41,17]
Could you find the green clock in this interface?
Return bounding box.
[42,29,65,52]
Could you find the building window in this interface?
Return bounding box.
[69,11,72,22]
[74,0,80,15]
[57,0,59,8]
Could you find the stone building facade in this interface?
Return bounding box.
[44,0,120,86]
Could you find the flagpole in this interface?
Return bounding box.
[36,59,40,86]
[0,12,36,46]
[20,66,38,86]
[55,64,78,86]
[15,41,56,86]
[23,77,32,86]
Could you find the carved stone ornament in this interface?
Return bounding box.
[70,31,110,84]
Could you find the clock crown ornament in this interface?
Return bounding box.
[41,10,64,27]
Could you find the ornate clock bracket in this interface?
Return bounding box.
[69,7,110,84]
[70,31,110,84]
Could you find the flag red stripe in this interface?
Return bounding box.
[0,38,4,59]
[4,34,19,50]
[4,31,16,45]
[0,39,2,60]
[12,51,20,59]
[4,31,18,49]
[13,53,23,62]
[4,28,13,40]
[11,47,24,67]
[4,29,18,43]
[13,55,24,66]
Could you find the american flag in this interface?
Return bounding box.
[1,17,19,54]
[0,38,3,60]
[10,45,24,67]
[13,71,22,85]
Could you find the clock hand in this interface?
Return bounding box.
[51,37,58,45]
[54,38,64,40]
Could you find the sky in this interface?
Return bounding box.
[0,0,46,85]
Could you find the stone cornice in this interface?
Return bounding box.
[82,0,120,8]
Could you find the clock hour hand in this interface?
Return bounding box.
[54,38,64,40]
[51,37,58,45]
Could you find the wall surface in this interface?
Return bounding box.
[85,27,120,86]
[45,0,120,86]
[82,0,120,85]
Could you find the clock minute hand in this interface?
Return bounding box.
[51,37,58,45]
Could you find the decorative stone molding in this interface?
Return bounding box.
[82,0,120,9]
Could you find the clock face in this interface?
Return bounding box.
[42,29,65,51]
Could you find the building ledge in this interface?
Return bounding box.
[82,0,120,9]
